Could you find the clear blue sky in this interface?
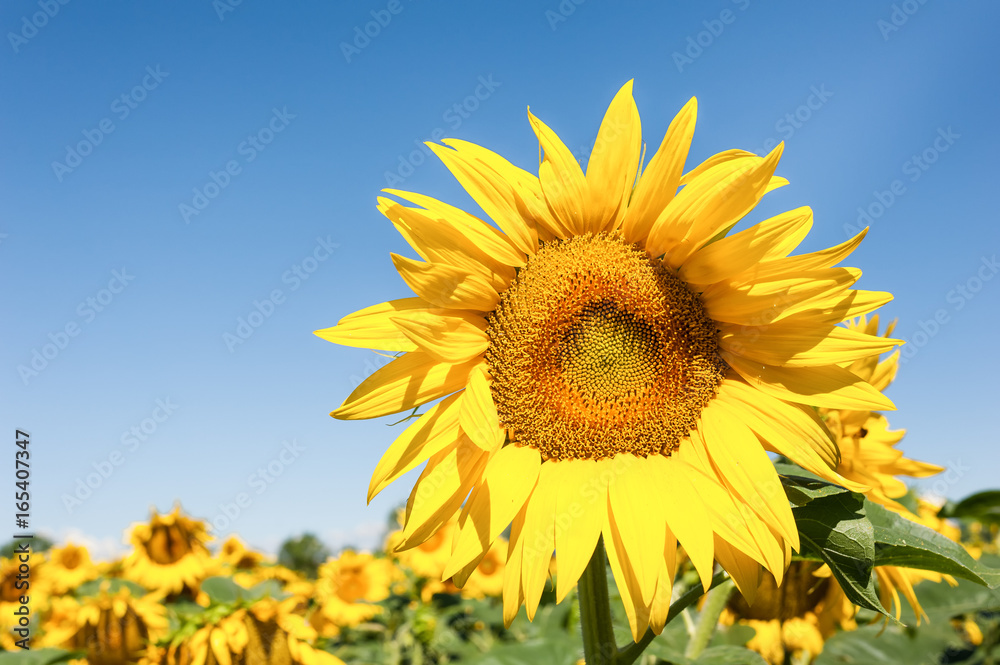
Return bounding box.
[2,1,998,558]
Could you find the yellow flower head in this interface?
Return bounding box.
[312,551,397,633]
[319,81,899,639]
[122,505,213,596]
[218,536,266,572]
[723,561,855,665]
[820,316,955,622]
[50,586,168,665]
[41,543,101,596]
[166,597,344,665]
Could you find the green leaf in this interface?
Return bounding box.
[866,500,1000,588]
[0,649,80,665]
[76,578,147,597]
[784,476,895,621]
[941,490,1000,525]
[200,576,243,604]
[695,645,770,665]
[779,471,847,506]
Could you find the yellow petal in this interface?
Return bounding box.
[648,530,679,634]
[380,199,515,292]
[723,352,895,411]
[714,537,762,607]
[608,454,666,605]
[700,403,798,549]
[553,458,610,603]
[604,514,652,642]
[367,392,463,502]
[458,365,506,451]
[399,436,489,548]
[520,463,558,620]
[658,457,716,590]
[426,142,537,256]
[648,144,783,266]
[314,298,429,351]
[584,80,642,233]
[732,228,869,285]
[502,506,527,627]
[390,312,488,364]
[444,444,540,579]
[675,436,783,574]
[391,254,499,311]
[702,267,861,326]
[332,352,479,420]
[528,108,589,235]
[679,148,756,185]
[383,188,527,267]
[210,628,233,665]
[719,322,902,367]
[439,139,567,240]
[680,207,813,285]
[623,97,697,244]
[779,290,895,329]
[717,379,847,478]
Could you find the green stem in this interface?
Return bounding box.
[683,576,734,660]
[578,536,617,665]
[616,571,731,665]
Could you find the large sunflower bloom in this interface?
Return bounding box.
[318,81,899,639]
[122,505,213,596]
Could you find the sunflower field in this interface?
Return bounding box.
[1,491,998,665]
[6,5,1000,663]
[6,84,1000,663]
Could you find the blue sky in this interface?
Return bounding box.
[2,1,998,558]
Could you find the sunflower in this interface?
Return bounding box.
[166,598,344,665]
[218,536,266,572]
[52,586,168,665]
[1,555,42,649]
[819,316,957,621]
[318,81,899,639]
[721,561,855,665]
[40,543,101,596]
[312,551,398,635]
[822,316,942,512]
[122,505,213,596]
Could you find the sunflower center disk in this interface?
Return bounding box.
[486,233,724,461]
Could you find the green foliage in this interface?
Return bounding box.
[76,577,147,597]
[0,536,53,558]
[0,649,78,665]
[942,490,1000,526]
[783,472,890,620]
[277,532,331,579]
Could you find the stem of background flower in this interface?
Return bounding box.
[683,577,735,660]
[578,536,617,665]
[615,571,731,665]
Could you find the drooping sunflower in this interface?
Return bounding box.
[721,561,856,665]
[50,586,168,665]
[122,505,213,596]
[318,81,899,639]
[166,597,344,665]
